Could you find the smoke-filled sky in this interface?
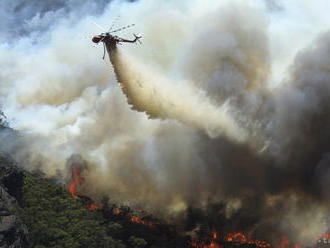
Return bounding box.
[1,0,330,244]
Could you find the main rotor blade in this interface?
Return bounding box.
[110,24,135,33]
[108,15,120,32]
[92,21,106,32]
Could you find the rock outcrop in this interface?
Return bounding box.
[0,157,28,248]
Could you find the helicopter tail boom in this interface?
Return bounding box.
[118,33,142,44]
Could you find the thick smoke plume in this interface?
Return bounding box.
[109,48,247,142]
[1,0,330,245]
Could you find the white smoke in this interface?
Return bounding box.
[110,49,247,142]
[1,0,330,243]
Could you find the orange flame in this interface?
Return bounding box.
[130,216,153,227]
[113,208,153,227]
[227,232,247,243]
[192,230,273,248]
[114,208,122,215]
[226,232,271,248]
[69,168,330,246]
[69,168,82,199]
[86,203,99,211]
[191,230,221,248]
[317,232,330,241]
[191,230,330,248]
[68,167,99,211]
[276,236,290,248]
[212,230,217,239]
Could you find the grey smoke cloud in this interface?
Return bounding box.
[1,0,330,244]
[0,0,113,43]
[264,0,284,12]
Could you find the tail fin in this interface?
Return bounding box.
[133,33,142,44]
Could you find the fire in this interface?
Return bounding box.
[114,208,122,215]
[191,230,221,248]
[226,232,247,243]
[130,215,153,227]
[212,230,217,239]
[192,230,272,248]
[276,236,290,248]
[317,232,330,241]
[226,232,271,247]
[192,230,330,248]
[113,208,153,227]
[68,167,99,211]
[323,233,330,239]
[69,168,82,199]
[68,168,330,246]
[86,203,99,211]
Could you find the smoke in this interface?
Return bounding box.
[0,0,111,43]
[264,0,283,12]
[1,0,330,244]
[109,48,247,141]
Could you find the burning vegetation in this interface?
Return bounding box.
[68,166,100,211]
[2,1,330,247]
[4,156,188,247]
[190,229,330,248]
[65,162,330,248]
[68,163,155,227]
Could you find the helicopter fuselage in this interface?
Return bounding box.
[92,33,118,44]
[93,32,141,44]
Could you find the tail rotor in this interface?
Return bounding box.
[134,33,142,44]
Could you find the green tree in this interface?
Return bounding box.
[129,236,147,248]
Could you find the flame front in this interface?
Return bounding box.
[192,230,330,248]
[69,168,82,199]
[68,170,330,246]
[68,167,99,211]
[130,216,153,227]
[86,204,99,211]
[191,230,276,248]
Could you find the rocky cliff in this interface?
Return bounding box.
[0,157,28,248]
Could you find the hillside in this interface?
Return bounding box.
[0,155,192,248]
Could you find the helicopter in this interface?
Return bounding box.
[91,20,142,59]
